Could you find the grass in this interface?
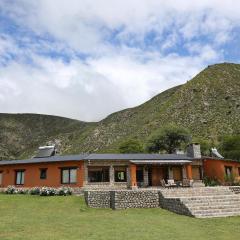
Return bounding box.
[0,194,240,240]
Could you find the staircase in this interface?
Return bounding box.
[160,187,240,218]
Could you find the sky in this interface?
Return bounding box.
[0,0,240,122]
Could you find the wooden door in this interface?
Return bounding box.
[172,167,182,181]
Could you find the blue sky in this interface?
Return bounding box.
[0,0,239,121]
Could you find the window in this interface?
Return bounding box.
[115,167,127,182]
[61,168,77,184]
[88,167,109,182]
[0,172,2,185]
[40,169,47,180]
[15,170,25,185]
[225,166,232,177]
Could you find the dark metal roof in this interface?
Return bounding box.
[131,160,192,165]
[202,156,239,162]
[0,153,193,166]
[87,153,192,160]
[0,154,87,166]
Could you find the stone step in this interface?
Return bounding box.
[183,197,240,202]
[185,202,240,208]
[195,211,240,218]
[186,201,240,207]
[189,205,240,211]
[162,191,233,196]
[193,208,240,216]
[181,196,240,202]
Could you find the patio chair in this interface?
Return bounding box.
[167,179,177,187]
[160,179,171,188]
[181,179,194,187]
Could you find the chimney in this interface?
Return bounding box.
[186,143,201,158]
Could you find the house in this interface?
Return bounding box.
[0,144,203,188]
[203,157,240,184]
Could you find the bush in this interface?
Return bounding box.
[5,186,73,196]
[5,186,28,194]
[203,177,220,186]
[5,186,17,194]
[224,174,235,186]
[57,187,73,196]
[39,187,57,196]
[17,189,28,194]
[29,187,40,195]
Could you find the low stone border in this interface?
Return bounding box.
[229,186,240,194]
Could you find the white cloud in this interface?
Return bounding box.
[0,46,219,121]
[0,0,239,121]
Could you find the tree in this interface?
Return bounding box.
[146,124,191,153]
[119,139,144,153]
[219,135,240,160]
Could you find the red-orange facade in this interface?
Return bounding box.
[203,158,240,183]
[0,161,84,188]
[1,155,239,188]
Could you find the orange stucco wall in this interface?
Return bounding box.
[186,164,193,180]
[0,161,84,188]
[203,159,240,183]
[130,164,137,187]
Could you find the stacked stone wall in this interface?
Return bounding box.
[84,191,111,208]
[158,192,192,216]
[111,190,159,209]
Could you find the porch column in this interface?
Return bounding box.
[84,161,88,185]
[182,165,187,179]
[130,164,137,188]
[168,166,173,179]
[78,162,84,187]
[186,164,193,180]
[109,165,114,186]
[127,167,131,187]
[143,166,149,187]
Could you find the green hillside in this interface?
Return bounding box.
[0,63,240,159]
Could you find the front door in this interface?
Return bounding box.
[172,166,182,181]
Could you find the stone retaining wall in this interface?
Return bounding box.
[84,191,111,208]
[158,192,192,216]
[111,190,159,209]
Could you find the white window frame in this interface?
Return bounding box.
[15,170,25,185]
[61,168,77,184]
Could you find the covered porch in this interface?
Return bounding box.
[130,160,201,188]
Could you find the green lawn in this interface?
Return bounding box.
[0,195,240,240]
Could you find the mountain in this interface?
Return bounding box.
[0,63,240,159]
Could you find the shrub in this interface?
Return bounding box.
[57,187,73,196]
[5,186,17,194]
[29,187,40,195]
[203,177,220,186]
[224,174,235,186]
[17,188,28,194]
[39,187,57,196]
[4,186,73,196]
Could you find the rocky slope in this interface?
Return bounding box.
[0,63,240,159]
